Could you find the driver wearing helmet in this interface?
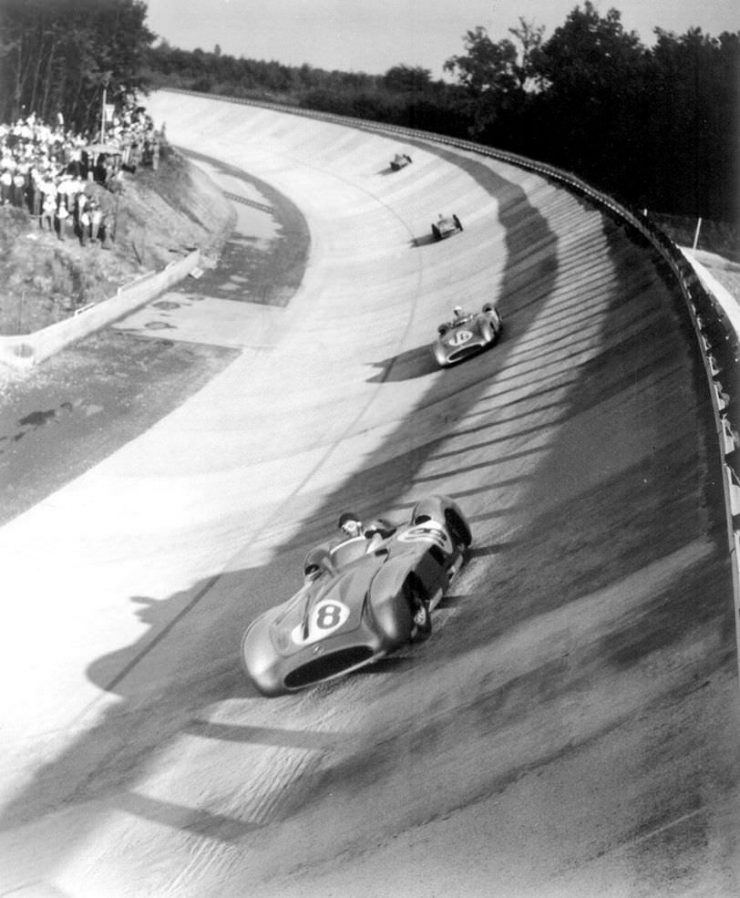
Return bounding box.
[337,511,364,539]
[452,305,468,322]
[337,511,396,549]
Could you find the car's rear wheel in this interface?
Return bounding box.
[432,224,441,241]
[405,579,432,643]
[482,304,502,333]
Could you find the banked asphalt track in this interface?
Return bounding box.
[0,90,738,896]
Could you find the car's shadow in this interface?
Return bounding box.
[352,656,413,676]
[368,346,438,382]
[411,233,438,248]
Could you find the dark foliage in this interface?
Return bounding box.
[0,0,155,134]
[1,1,737,224]
[141,6,736,224]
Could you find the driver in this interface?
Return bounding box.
[337,511,364,539]
[453,305,468,321]
[337,511,396,548]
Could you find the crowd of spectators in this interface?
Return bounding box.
[0,95,161,247]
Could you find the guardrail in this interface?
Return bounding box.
[0,249,201,371]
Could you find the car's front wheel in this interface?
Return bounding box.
[445,509,472,552]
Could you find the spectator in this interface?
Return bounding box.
[0,167,11,205]
[55,196,70,241]
[77,192,90,245]
[30,168,43,223]
[0,95,161,255]
[41,189,56,232]
[89,199,103,244]
[11,166,26,208]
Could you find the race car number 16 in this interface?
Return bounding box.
[449,330,472,346]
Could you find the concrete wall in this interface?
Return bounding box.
[0,249,200,370]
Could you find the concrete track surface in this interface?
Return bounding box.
[0,91,738,897]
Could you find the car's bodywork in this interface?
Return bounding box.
[390,153,412,171]
[433,304,504,367]
[431,214,463,241]
[241,495,471,696]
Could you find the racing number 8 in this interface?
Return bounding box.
[316,603,342,630]
[291,599,350,646]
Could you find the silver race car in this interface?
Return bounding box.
[241,495,472,696]
[433,303,504,367]
[431,213,463,241]
[390,152,412,171]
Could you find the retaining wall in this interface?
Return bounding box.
[0,249,200,371]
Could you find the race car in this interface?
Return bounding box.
[241,495,472,696]
[431,213,463,241]
[433,303,504,367]
[390,152,412,171]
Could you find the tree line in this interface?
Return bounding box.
[1,1,737,223]
[0,0,153,135]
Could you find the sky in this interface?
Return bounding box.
[143,0,740,78]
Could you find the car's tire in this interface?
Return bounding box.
[445,509,472,550]
[453,215,463,231]
[405,578,432,643]
[480,320,494,343]
[432,224,441,241]
[482,303,502,332]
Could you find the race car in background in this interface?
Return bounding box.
[432,213,463,241]
[433,304,504,367]
[241,495,472,696]
[390,152,412,171]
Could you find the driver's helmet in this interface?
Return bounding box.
[337,512,363,538]
[453,305,464,318]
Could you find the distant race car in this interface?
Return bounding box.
[431,213,463,241]
[433,303,504,367]
[390,153,412,171]
[241,495,472,696]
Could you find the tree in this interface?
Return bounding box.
[444,24,536,137]
[383,65,433,94]
[507,18,546,90]
[642,28,740,218]
[528,2,647,187]
[0,0,155,130]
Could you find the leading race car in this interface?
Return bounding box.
[431,213,463,241]
[241,495,472,696]
[433,303,504,367]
